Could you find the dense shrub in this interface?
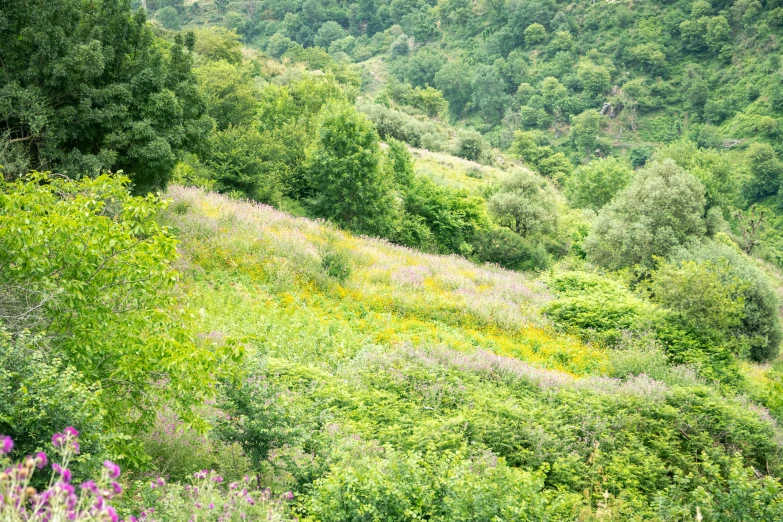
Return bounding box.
[585,160,707,270]
[0,174,241,454]
[565,157,633,210]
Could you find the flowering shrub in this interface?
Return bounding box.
[0,429,122,522]
[128,470,289,522]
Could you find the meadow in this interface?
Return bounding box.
[158,185,783,520]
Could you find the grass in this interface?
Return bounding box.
[160,186,783,519]
[166,185,608,375]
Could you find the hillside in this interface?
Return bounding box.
[158,185,783,519]
[4,1,783,520]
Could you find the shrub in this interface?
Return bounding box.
[565,157,633,210]
[455,130,487,161]
[0,174,242,451]
[670,240,783,362]
[585,160,707,270]
[471,227,549,271]
[0,331,104,465]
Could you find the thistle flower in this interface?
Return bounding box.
[64,427,79,438]
[0,435,12,454]
[52,433,65,447]
[36,451,48,468]
[282,491,294,501]
[111,482,122,495]
[103,461,121,479]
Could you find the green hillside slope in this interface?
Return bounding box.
[160,185,783,520]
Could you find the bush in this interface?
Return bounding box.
[565,157,633,210]
[471,227,549,271]
[670,240,783,362]
[0,331,104,464]
[455,130,487,161]
[585,159,707,270]
[0,174,241,451]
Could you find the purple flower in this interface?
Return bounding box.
[211,475,223,483]
[103,461,121,479]
[128,517,137,522]
[80,480,99,493]
[111,482,122,495]
[59,483,75,495]
[208,503,215,510]
[62,469,72,483]
[35,452,47,468]
[67,510,76,521]
[229,482,238,490]
[283,491,294,501]
[52,463,63,474]
[52,433,65,447]
[64,427,79,438]
[150,483,156,489]
[0,436,13,454]
[156,477,165,486]
[106,506,119,522]
[72,442,80,454]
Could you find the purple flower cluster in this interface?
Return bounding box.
[0,429,124,522]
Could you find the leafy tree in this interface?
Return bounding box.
[192,27,243,64]
[671,240,783,362]
[570,110,601,155]
[0,3,210,193]
[206,126,286,204]
[746,143,783,200]
[314,21,347,49]
[156,6,180,29]
[434,61,474,119]
[266,33,297,59]
[565,157,633,211]
[471,227,549,270]
[455,130,487,161]
[524,23,547,46]
[487,170,558,239]
[306,104,397,235]
[471,64,513,125]
[0,174,241,456]
[195,61,258,130]
[585,160,707,270]
[576,61,611,97]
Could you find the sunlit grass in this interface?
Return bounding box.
[165,186,609,376]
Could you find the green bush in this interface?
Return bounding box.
[471,226,550,271]
[585,160,707,270]
[565,157,633,210]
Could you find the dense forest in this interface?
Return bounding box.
[3,0,783,520]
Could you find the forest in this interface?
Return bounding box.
[3,0,783,520]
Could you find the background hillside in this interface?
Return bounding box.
[3,0,783,520]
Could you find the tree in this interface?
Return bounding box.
[565,157,633,210]
[524,23,546,46]
[434,61,474,119]
[0,174,240,453]
[0,3,210,193]
[195,60,258,130]
[487,170,558,238]
[215,0,229,13]
[570,110,601,155]
[576,61,611,97]
[206,125,286,204]
[746,143,783,200]
[585,160,707,270]
[307,104,397,235]
[455,130,487,161]
[192,27,243,64]
[314,21,347,49]
[156,6,180,29]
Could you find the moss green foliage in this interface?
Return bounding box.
[565,157,633,211]
[586,160,707,270]
[0,2,210,192]
[0,174,242,462]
